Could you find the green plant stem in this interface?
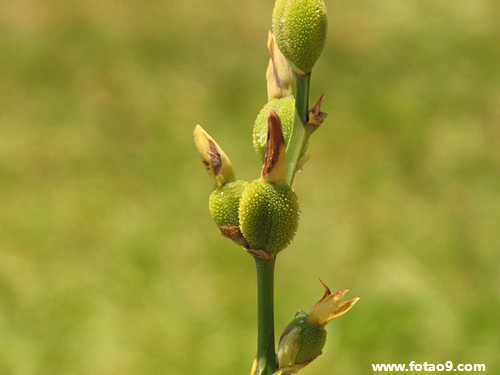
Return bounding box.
[254,72,313,374]
[285,71,312,186]
[254,256,277,375]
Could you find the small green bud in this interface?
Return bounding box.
[272,0,328,74]
[238,179,299,255]
[253,96,295,161]
[209,180,249,228]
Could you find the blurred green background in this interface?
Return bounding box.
[1,0,499,374]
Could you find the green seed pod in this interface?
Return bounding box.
[253,96,295,161]
[272,0,328,74]
[277,310,327,369]
[277,281,360,373]
[209,180,249,228]
[238,179,299,255]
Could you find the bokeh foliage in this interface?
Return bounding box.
[0,1,498,374]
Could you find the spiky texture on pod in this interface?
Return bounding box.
[253,96,295,161]
[278,310,327,368]
[239,179,299,255]
[209,180,249,228]
[272,0,328,74]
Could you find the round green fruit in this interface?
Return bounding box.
[280,310,327,366]
[209,180,249,228]
[239,179,299,255]
[273,0,328,74]
[253,96,295,161]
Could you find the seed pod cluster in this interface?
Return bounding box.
[272,0,328,74]
[253,96,295,161]
[239,179,299,255]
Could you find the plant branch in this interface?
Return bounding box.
[285,71,312,186]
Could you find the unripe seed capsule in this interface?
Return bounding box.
[253,96,295,161]
[278,310,326,368]
[209,180,249,228]
[239,179,299,255]
[272,0,328,74]
[277,281,359,373]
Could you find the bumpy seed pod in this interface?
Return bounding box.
[278,310,327,368]
[241,110,299,255]
[209,180,249,228]
[272,0,328,74]
[253,96,295,161]
[239,179,299,255]
[277,280,359,373]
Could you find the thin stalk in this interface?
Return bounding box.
[254,256,277,375]
[285,71,312,186]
